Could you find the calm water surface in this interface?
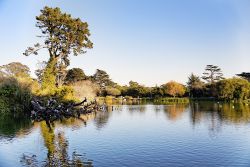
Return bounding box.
[0,102,250,167]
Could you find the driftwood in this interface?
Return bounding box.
[30,98,103,127]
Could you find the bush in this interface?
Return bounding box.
[70,80,100,100]
[105,86,121,96]
[54,86,76,102]
[0,77,32,114]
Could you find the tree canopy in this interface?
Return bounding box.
[0,62,30,78]
[65,68,86,84]
[217,78,250,100]
[24,6,93,88]
[92,69,114,88]
[202,65,224,83]
[187,73,204,97]
[162,81,186,97]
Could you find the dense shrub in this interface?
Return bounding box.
[105,86,121,97]
[54,85,76,102]
[0,77,32,114]
[217,78,250,100]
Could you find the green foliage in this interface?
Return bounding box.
[0,62,30,78]
[151,86,164,98]
[41,57,57,93]
[92,69,114,87]
[24,6,93,86]
[217,78,250,100]
[122,81,150,97]
[202,65,224,83]
[105,86,121,96]
[0,77,32,114]
[55,86,76,102]
[92,69,116,95]
[65,68,86,84]
[153,97,189,104]
[187,73,205,97]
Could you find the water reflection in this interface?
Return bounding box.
[1,102,250,140]
[163,104,189,121]
[1,102,250,166]
[20,121,93,167]
[0,114,33,140]
[190,102,250,125]
[127,105,146,113]
[94,110,111,130]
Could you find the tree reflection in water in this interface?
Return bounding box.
[127,105,146,113]
[12,102,250,166]
[163,104,188,121]
[93,105,122,130]
[20,121,93,167]
[190,102,250,124]
[190,101,250,137]
[0,113,33,140]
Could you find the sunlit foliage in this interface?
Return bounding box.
[24,6,93,87]
[162,81,186,97]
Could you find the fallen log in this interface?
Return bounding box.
[30,98,102,126]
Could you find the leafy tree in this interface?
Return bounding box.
[202,65,224,83]
[123,81,150,97]
[92,69,114,89]
[0,62,30,78]
[105,86,121,96]
[187,73,204,97]
[65,68,86,84]
[24,6,93,88]
[217,78,250,100]
[236,72,250,82]
[151,86,164,97]
[162,81,186,97]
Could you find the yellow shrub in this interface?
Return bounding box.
[70,80,100,101]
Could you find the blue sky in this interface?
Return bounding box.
[0,0,250,86]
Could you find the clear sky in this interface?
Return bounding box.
[0,0,250,86]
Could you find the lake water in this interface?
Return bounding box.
[0,102,250,167]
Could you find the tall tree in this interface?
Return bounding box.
[24,6,93,89]
[202,65,224,83]
[187,73,204,97]
[92,69,114,90]
[65,68,86,84]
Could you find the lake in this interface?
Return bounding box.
[0,102,250,167]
